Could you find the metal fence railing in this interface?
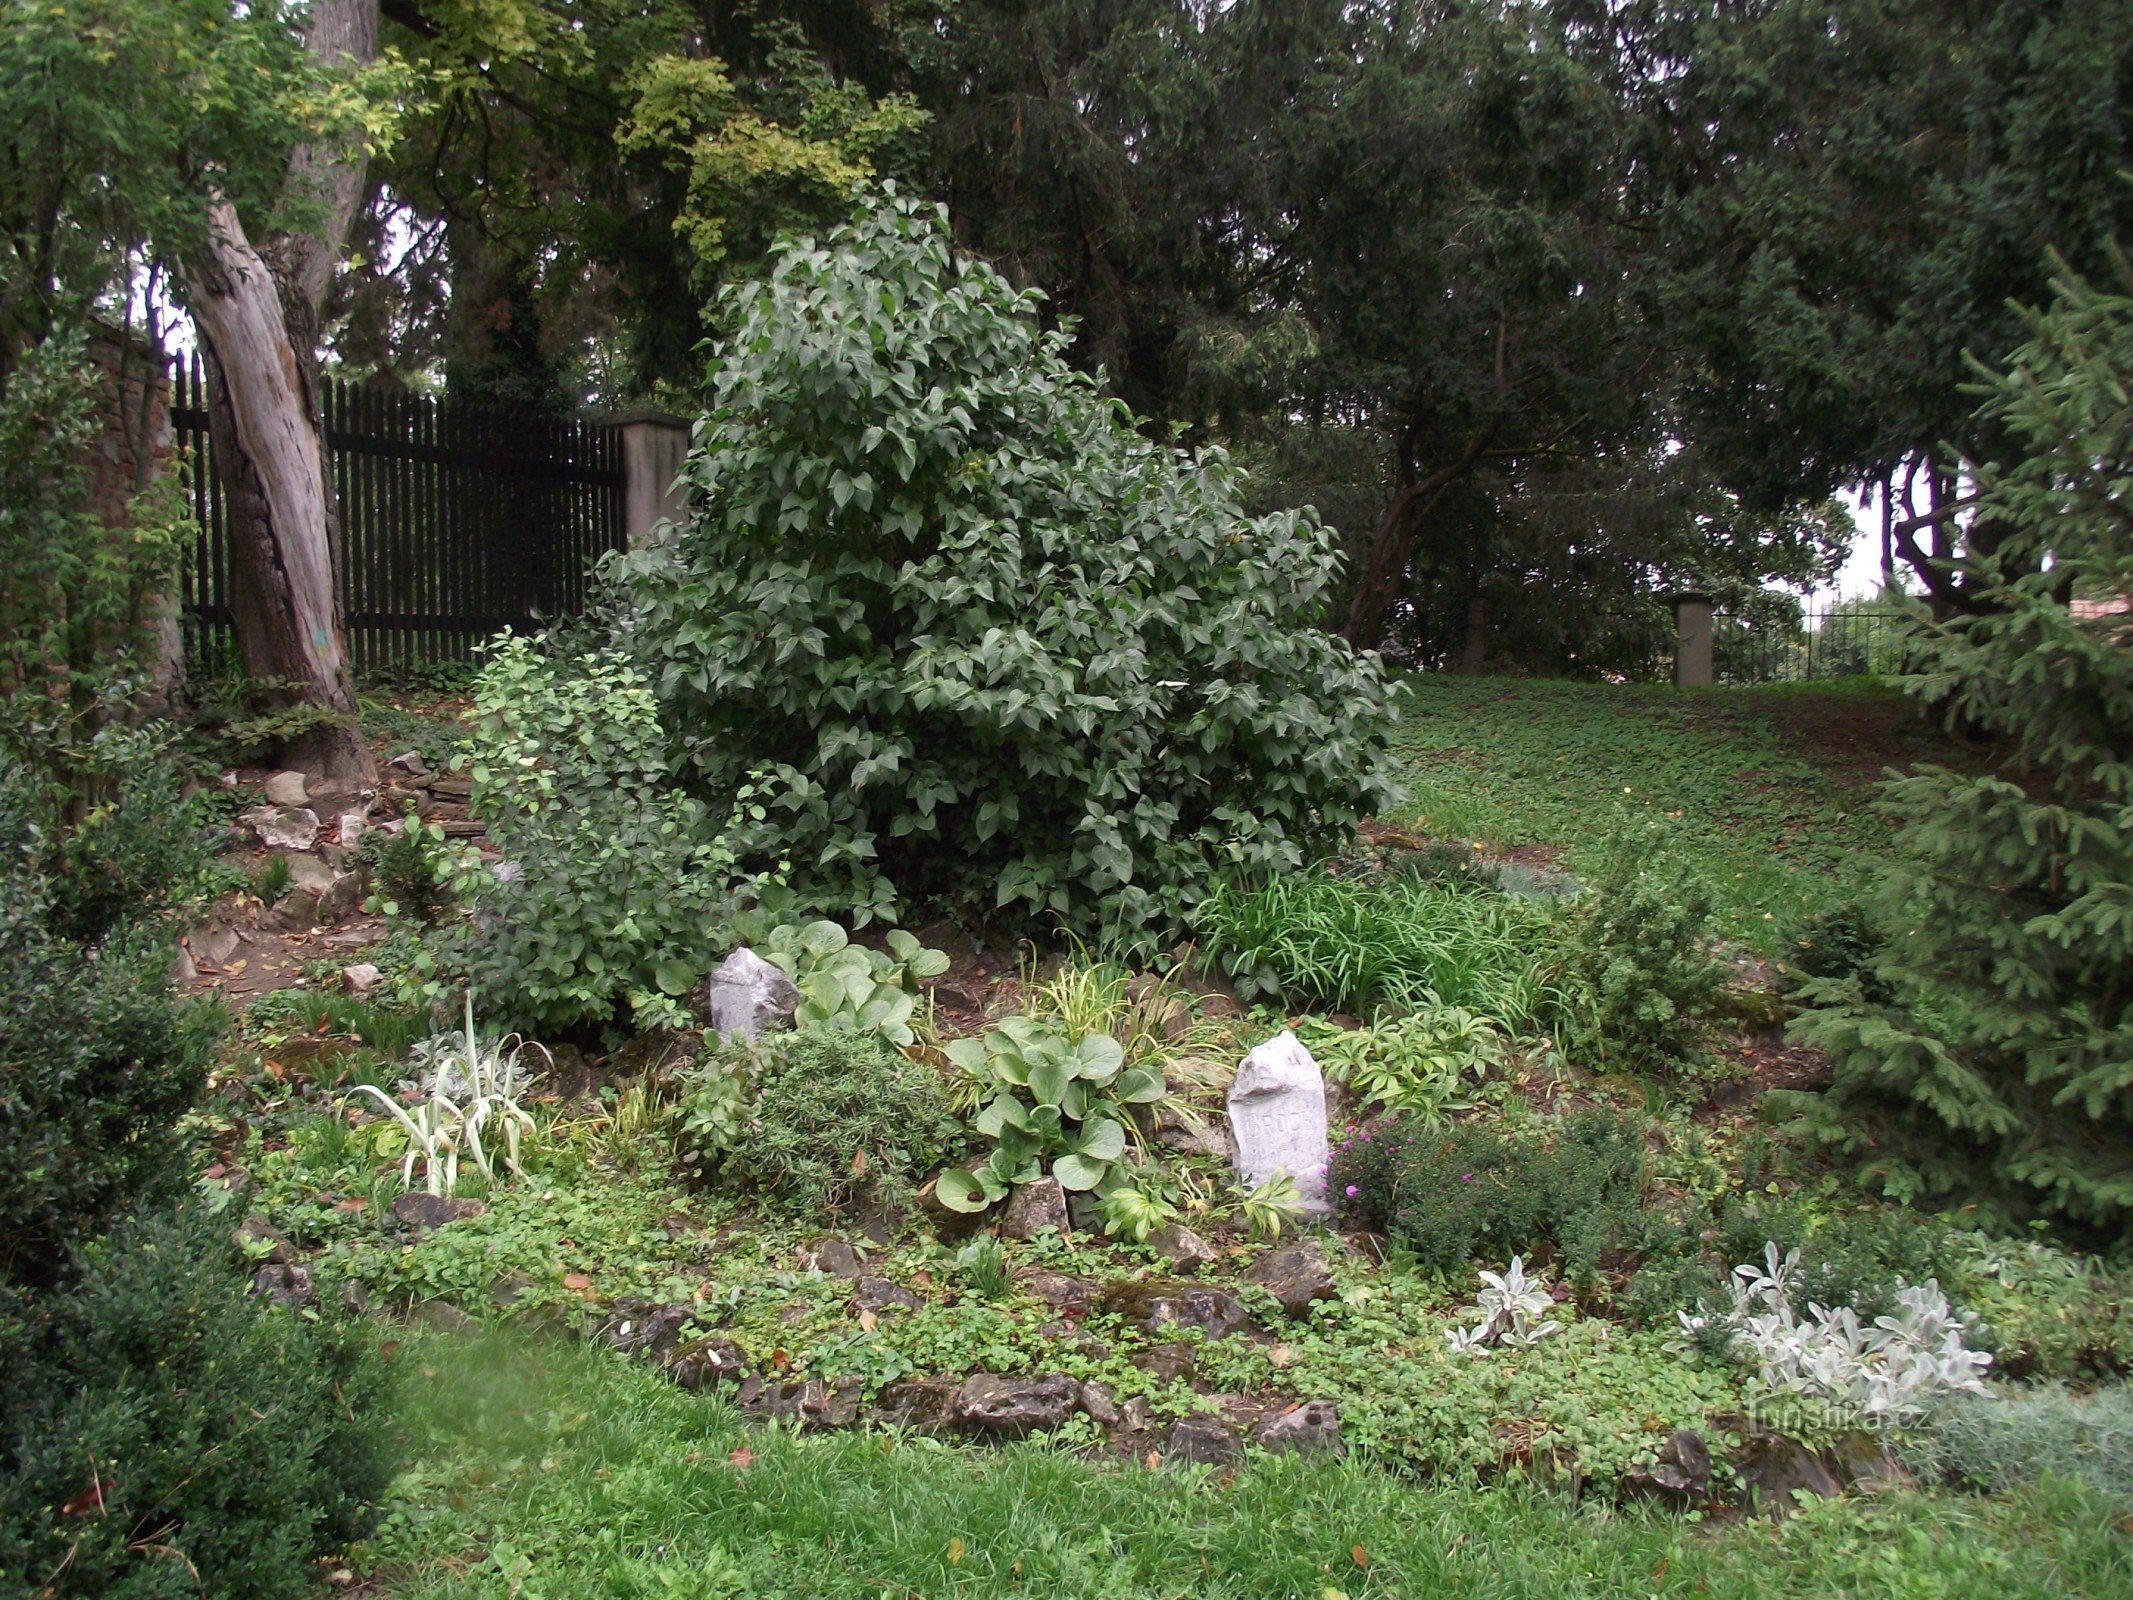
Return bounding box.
[1714,605,1914,684]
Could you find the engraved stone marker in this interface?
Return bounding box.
[1227,1030,1331,1216]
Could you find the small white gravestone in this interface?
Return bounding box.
[706,947,801,1041]
[1227,1030,1332,1216]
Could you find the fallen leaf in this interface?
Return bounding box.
[945,1539,964,1565]
[204,1163,227,1180]
[858,1310,878,1333]
[850,1148,869,1177]
[728,1446,754,1468]
[562,1273,592,1291]
[61,1477,106,1517]
[1268,1344,1294,1369]
[1351,1545,1370,1570]
[335,1197,368,1213]
[1144,1449,1161,1470]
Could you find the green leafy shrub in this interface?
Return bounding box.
[938,1015,1166,1212]
[1554,833,1727,1074]
[0,754,215,1286]
[756,919,946,1046]
[0,1203,389,1597]
[676,1029,961,1217]
[1197,873,1556,1023]
[1783,262,2133,1226]
[448,637,752,1034]
[1329,1110,1647,1282]
[358,808,456,925]
[1940,1232,2133,1378]
[1296,1007,1509,1123]
[606,195,1398,939]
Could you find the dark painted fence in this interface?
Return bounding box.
[1714,605,1914,684]
[172,358,626,674]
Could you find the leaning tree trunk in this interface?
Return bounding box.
[182,0,378,780]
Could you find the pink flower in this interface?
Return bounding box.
[1344,1184,1359,1197]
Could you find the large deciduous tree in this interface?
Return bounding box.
[181,0,383,778]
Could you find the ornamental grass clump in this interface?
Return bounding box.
[604,194,1398,940]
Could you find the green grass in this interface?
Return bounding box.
[359,1328,2131,1599]
[1198,874,1560,1022]
[1388,677,1967,950]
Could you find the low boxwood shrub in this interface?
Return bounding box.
[1329,1109,1647,1281]
[605,195,1399,940]
[0,1204,390,1598]
[677,1028,962,1218]
[0,750,391,1594]
[0,752,215,1287]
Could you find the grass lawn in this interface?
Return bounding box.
[360,1329,2129,1600]
[1387,677,1966,950]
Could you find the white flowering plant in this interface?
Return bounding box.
[1677,1243,1992,1426]
[1445,1255,1563,1353]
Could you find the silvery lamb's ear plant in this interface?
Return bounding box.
[1446,1255,1562,1353]
[1676,1241,1992,1426]
[348,991,544,1197]
[935,1014,1166,1214]
[760,920,948,1046]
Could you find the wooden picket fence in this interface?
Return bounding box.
[172,357,626,674]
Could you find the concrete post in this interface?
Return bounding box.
[610,410,691,547]
[1673,591,1714,687]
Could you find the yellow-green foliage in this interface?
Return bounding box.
[618,54,926,291]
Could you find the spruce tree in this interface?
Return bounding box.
[1784,252,2133,1230]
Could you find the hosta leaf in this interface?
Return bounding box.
[1027,1058,1071,1108]
[1115,1066,1167,1104]
[1053,1152,1112,1191]
[1072,1115,1126,1162]
[933,1168,993,1213]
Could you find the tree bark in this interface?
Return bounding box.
[1341,423,1501,650]
[182,0,379,779]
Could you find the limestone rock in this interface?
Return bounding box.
[705,947,799,1041]
[1099,1280,1253,1339]
[342,962,383,996]
[751,1378,862,1431]
[264,770,310,807]
[872,1376,962,1432]
[1163,1415,1241,1466]
[1228,1031,1331,1215]
[954,1372,1083,1438]
[390,1192,488,1230]
[852,1276,923,1315]
[1244,1239,1338,1318]
[1079,1381,1124,1429]
[1002,1175,1069,1239]
[800,1237,864,1278]
[1622,1429,1712,1501]
[601,1297,693,1359]
[1147,1222,1218,1271]
[1729,1428,1841,1513]
[251,1260,315,1309]
[387,750,427,778]
[1251,1399,1343,1455]
[666,1337,749,1392]
[1020,1271,1096,1316]
[244,805,320,852]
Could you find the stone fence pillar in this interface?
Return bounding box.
[609,410,691,548]
[1673,591,1714,688]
